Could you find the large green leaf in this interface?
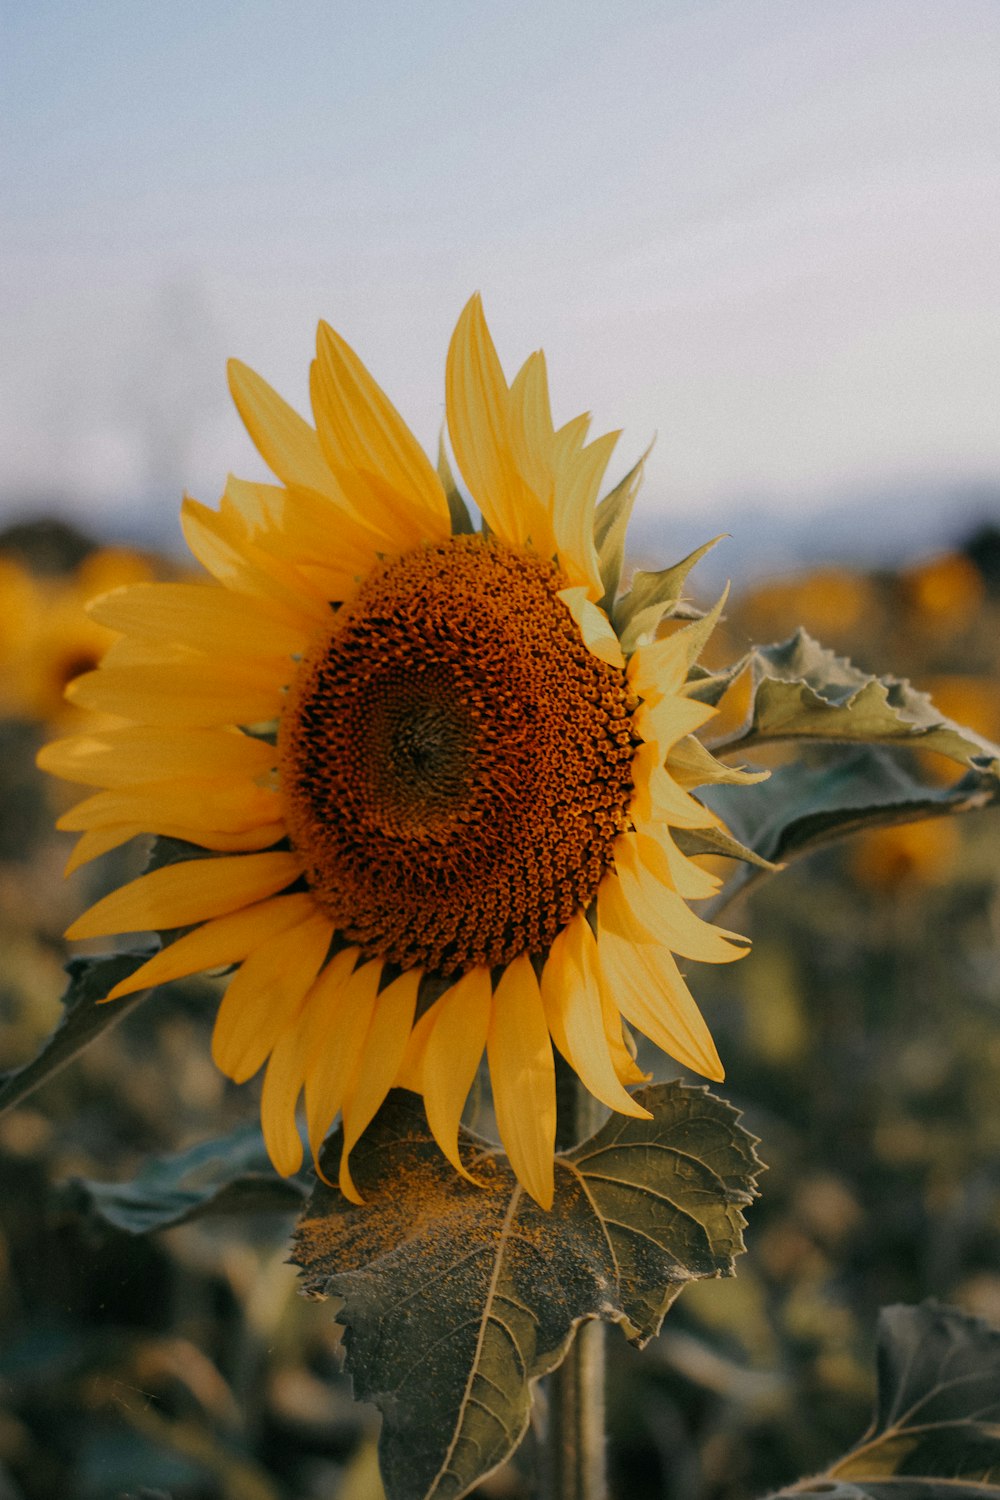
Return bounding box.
[705,630,1000,773]
[293,1084,762,1500]
[62,1122,308,1234]
[0,951,153,1118]
[767,1301,1000,1499]
[699,749,1000,914]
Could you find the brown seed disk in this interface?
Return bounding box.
[279,534,635,976]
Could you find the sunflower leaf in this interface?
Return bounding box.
[293,1083,761,1500]
[765,1301,1000,1500]
[613,535,725,654]
[594,452,647,611]
[707,629,1000,773]
[62,1122,309,1234]
[0,951,154,1119]
[699,748,1000,915]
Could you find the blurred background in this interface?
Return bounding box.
[2,3,999,1498]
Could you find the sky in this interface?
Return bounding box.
[2,0,998,559]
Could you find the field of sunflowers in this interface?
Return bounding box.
[1,513,998,1500]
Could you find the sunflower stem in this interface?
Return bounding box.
[543,1059,608,1500]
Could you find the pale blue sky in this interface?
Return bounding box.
[2,0,998,548]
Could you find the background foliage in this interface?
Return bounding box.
[1,518,999,1500]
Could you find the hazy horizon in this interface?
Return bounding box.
[3,1,998,552]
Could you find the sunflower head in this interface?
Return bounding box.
[40,296,751,1210]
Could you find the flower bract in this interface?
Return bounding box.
[40,296,753,1209]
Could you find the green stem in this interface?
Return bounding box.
[543,1058,608,1500]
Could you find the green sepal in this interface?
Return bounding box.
[673,822,780,872]
[613,535,726,654]
[293,1084,762,1500]
[593,449,649,612]
[437,431,474,535]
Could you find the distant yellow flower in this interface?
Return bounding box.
[39,297,749,1209]
[4,548,156,725]
[851,818,959,890]
[741,568,873,644]
[900,552,984,632]
[0,556,39,714]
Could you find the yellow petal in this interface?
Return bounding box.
[628,589,729,696]
[394,996,444,1093]
[502,350,560,555]
[595,919,724,1081]
[446,294,534,550]
[507,350,555,504]
[260,1012,313,1176]
[633,694,716,753]
[552,427,618,597]
[601,995,649,1087]
[97,636,197,670]
[628,635,691,698]
[66,850,301,939]
[627,823,721,900]
[58,778,282,835]
[228,357,340,500]
[64,819,286,877]
[37,727,276,789]
[211,911,333,1083]
[667,733,770,791]
[540,915,650,1119]
[630,742,719,830]
[420,968,493,1181]
[606,849,748,963]
[304,955,379,1168]
[338,968,421,1203]
[557,587,624,668]
[105,892,317,1000]
[313,321,449,533]
[64,824,143,875]
[66,661,287,728]
[226,476,378,588]
[486,952,556,1211]
[180,497,329,628]
[87,583,310,659]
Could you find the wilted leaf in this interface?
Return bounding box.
[294,1084,761,1500]
[706,630,1000,773]
[63,1122,308,1234]
[0,951,153,1118]
[613,536,724,653]
[769,1301,1000,1499]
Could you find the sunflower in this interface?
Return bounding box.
[7,547,157,727]
[39,296,752,1210]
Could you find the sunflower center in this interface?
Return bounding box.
[279,534,636,976]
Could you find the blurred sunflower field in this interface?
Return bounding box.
[1,514,998,1500]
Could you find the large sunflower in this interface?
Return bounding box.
[39,296,751,1210]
